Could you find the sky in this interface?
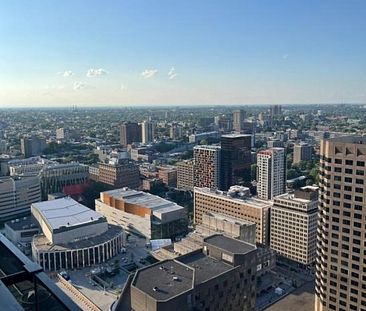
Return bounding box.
[0,0,366,107]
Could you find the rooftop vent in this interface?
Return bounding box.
[172,276,180,281]
[153,286,159,292]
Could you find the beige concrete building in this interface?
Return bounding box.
[96,188,188,240]
[177,160,194,191]
[315,136,366,311]
[115,235,257,311]
[194,186,271,245]
[270,186,318,265]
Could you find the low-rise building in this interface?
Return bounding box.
[31,197,124,271]
[115,235,257,311]
[96,188,188,240]
[158,166,177,188]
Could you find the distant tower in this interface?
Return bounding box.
[141,120,154,144]
[257,148,286,200]
[120,122,142,147]
[233,109,246,133]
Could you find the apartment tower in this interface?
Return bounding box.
[193,145,221,190]
[257,148,286,200]
[315,136,366,311]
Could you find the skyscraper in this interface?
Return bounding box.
[220,134,252,190]
[193,145,221,189]
[120,122,141,147]
[257,148,286,200]
[315,136,366,311]
[233,109,245,133]
[141,120,154,144]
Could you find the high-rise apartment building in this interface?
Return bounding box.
[120,122,141,146]
[99,160,140,189]
[220,134,252,190]
[0,175,41,223]
[293,142,313,164]
[20,136,47,158]
[194,186,271,245]
[257,148,286,200]
[232,109,246,133]
[177,160,194,191]
[270,186,318,265]
[193,145,221,189]
[141,120,154,144]
[315,136,366,311]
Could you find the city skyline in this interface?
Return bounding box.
[1,0,366,107]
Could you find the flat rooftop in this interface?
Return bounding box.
[5,216,39,231]
[103,188,184,213]
[221,133,252,138]
[32,198,105,231]
[326,135,366,144]
[177,252,232,284]
[33,224,122,250]
[133,260,194,301]
[204,235,256,254]
[194,187,272,209]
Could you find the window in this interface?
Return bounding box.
[357,161,365,167]
[335,159,342,164]
[345,160,353,165]
[345,168,353,174]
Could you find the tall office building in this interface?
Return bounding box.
[257,148,286,200]
[220,134,252,190]
[270,186,318,265]
[120,122,141,147]
[193,145,221,189]
[233,109,245,133]
[177,160,194,191]
[140,120,154,144]
[0,175,41,223]
[315,136,366,311]
[20,136,47,158]
[293,142,313,164]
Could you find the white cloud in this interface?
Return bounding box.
[73,81,85,90]
[168,67,178,80]
[121,84,126,91]
[86,68,108,77]
[141,69,158,79]
[63,70,74,77]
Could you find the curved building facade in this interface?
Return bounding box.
[32,225,124,271]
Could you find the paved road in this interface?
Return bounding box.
[265,281,315,311]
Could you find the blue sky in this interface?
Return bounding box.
[0,0,366,107]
